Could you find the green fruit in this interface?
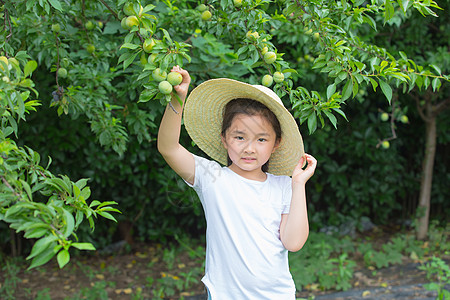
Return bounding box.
[85,21,95,30]
[98,21,103,29]
[86,44,95,54]
[148,53,158,65]
[400,115,409,124]
[121,17,130,30]
[57,67,68,78]
[305,28,313,35]
[0,56,8,71]
[380,113,389,122]
[143,38,156,53]
[52,23,61,33]
[261,74,273,87]
[381,140,390,149]
[197,4,207,12]
[125,16,139,28]
[246,30,259,41]
[201,10,212,21]
[263,51,276,64]
[313,32,320,40]
[261,46,268,55]
[167,72,183,86]
[159,80,173,95]
[152,68,167,82]
[273,71,284,83]
[233,0,242,7]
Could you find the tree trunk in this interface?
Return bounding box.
[416,114,436,240]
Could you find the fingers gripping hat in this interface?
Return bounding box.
[183,78,304,176]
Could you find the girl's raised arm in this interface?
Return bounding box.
[157,66,195,185]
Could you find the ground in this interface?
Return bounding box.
[1,231,448,300]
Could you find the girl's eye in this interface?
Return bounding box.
[258,138,267,142]
[235,136,244,140]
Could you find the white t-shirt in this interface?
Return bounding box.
[185,155,296,299]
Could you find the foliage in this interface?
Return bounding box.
[1,0,449,267]
[419,256,450,300]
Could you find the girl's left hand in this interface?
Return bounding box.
[292,153,317,185]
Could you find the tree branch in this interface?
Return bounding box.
[97,0,120,21]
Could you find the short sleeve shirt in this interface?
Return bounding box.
[186,155,296,299]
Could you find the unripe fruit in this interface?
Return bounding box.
[261,74,273,87]
[57,67,68,78]
[273,71,284,83]
[233,0,242,7]
[197,4,207,12]
[85,21,95,30]
[98,21,103,29]
[263,51,276,64]
[0,56,9,70]
[52,23,61,32]
[159,80,173,95]
[143,38,156,53]
[313,32,320,40]
[261,46,268,55]
[86,44,95,54]
[400,115,409,124]
[381,140,390,149]
[152,68,167,82]
[125,16,139,28]
[201,10,212,21]
[246,30,259,41]
[167,72,183,86]
[148,53,158,65]
[380,113,389,122]
[121,17,130,30]
[305,28,313,35]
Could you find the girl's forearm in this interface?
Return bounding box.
[157,96,184,155]
[280,183,309,252]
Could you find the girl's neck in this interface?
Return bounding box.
[228,164,267,182]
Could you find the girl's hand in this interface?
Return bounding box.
[292,153,317,185]
[170,65,191,101]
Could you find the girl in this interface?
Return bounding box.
[157,66,317,299]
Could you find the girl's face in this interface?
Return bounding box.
[221,113,280,181]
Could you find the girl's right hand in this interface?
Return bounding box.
[171,65,191,101]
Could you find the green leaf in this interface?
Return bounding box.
[342,79,353,101]
[27,235,57,260]
[47,0,63,12]
[369,78,378,91]
[379,79,393,103]
[57,249,70,269]
[24,60,38,77]
[384,0,395,22]
[97,211,118,222]
[327,83,336,100]
[323,110,338,129]
[120,43,139,50]
[71,242,96,251]
[431,78,441,92]
[307,113,317,135]
[62,208,75,238]
[28,246,56,270]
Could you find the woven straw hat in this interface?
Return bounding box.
[183,78,304,176]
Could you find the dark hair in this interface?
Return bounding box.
[221,98,282,172]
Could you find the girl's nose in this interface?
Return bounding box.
[243,141,255,153]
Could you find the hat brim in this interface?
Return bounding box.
[183,78,304,176]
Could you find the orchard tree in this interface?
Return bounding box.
[1,0,448,269]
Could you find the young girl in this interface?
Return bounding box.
[157,66,317,299]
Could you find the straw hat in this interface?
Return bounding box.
[183,78,304,176]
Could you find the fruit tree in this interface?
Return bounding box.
[1,0,448,269]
